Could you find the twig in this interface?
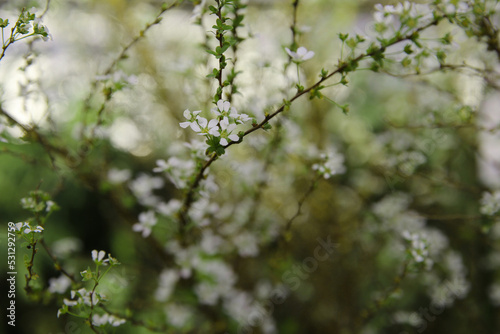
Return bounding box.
[285,174,321,231]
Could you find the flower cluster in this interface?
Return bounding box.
[92,313,126,327]
[402,230,430,263]
[285,46,315,63]
[312,150,346,179]
[132,210,157,238]
[179,100,252,154]
[14,222,44,234]
[480,191,500,216]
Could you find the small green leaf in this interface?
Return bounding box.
[208,5,218,14]
[338,33,349,42]
[0,18,9,28]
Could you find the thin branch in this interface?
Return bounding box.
[178,17,445,231]
[40,239,77,283]
[285,174,321,231]
[79,1,183,152]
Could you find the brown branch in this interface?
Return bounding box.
[178,17,445,232]
[285,174,321,232]
[40,239,77,283]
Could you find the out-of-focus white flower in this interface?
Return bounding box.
[129,173,164,206]
[155,269,180,302]
[153,159,169,173]
[92,313,126,327]
[48,275,72,294]
[156,199,182,217]
[179,109,202,131]
[92,314,109,326]
[165,304,192,328]
[233,232,259,257]
[480,191,500,216]
[132,211,157,238]
[488,283,500,306]
[194,259,236,305]
[312,150,346,179]
[200,230,224,255]
[52,237,82,258]
[285,47,315,63]
[402,231,428,263]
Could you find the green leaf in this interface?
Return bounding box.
[404,44,413,54]
[320,68,329,79]
[0,18,9,28]
[338,33,349,42]
[208,5,218,14]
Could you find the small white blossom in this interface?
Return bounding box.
[92,314,110,326]
[48,275,72,294]
[233,232,259,257]
[402,231,429,263]
[63,298,78,307]
[15,222,43,234]
[165,304,192,328]
[92,250,107,264]
[108,315,126,327]
[179,109,202,131]
[107,168,132,184]
[153,159,169,173]
[46,200,55,212]
[212,100,239,119]
[155,269,180,302]
[312,150,346,179]
[285,46,315,63]
[219,118,239,146]
[480,191,500,216]
[196,116,220,137]
[156,199,182,216]
[132,211,157,238]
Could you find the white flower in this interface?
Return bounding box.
[46,200,55,212]
[93,313,109,326]
[63,298,78,307]
[196,117,220,137]
[155,269,180,302]
[179,109,202,131]
[312,151,346,179]
[132,211,157,238]
[402,231,428,263]
[153,159,169,173]
[219,118,239,146]
[92,250,106,263]
[285,46,315,63]
[156,199,182,216]
[212,100,239,119]
[185,139,209,159]
[129,173,164,206]
[108,315,126,327]
[194,260,236,305]
[107,168,131,184]
[52,237,82,258]
[165,304,192,328]
[200,230,224,255]
[233,112,252,124]
[233,232,259,257]
[15,222,43,234]
[48,275,72,294]
[480,191,500,216]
